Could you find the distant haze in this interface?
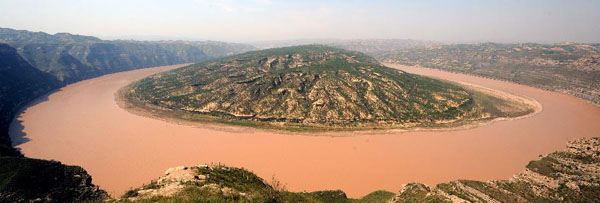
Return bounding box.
[1,0,599,43]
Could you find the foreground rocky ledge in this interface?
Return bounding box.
[0,157,107,202]
[116,137,600,203]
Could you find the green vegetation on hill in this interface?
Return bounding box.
[125,45,531,130]
[376,43,600,104]
[115,164,396,203]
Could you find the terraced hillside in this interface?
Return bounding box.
[377,43,600,105]
[125,45,533,130]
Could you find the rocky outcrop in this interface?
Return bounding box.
[122,164,384,202]
[0,157,107,202]
[122,164,275,202]
[126,165,210,200]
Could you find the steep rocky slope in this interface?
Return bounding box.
[0,157,107,202]
[0,27,255,83]
[117,137,600,203]
[377,43,600,105]
[0,43,60,156]
[0,42,114,203]
[125,45,532,130]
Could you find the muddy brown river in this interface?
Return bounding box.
[10,64,600,198]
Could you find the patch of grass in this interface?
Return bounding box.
[526,156,559,178]
[304,190,349,202]
[197,166,272,193]
[555,151,600,164]
[394,183,451,203]
[350,190,396,203]
[122,189,139,198]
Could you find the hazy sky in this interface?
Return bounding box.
[1,0,599,43]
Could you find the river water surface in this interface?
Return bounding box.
[10,64,600,198]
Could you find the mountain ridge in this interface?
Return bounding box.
[376,43,600,105]
[0,27,256,83]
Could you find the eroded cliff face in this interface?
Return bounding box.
[127,45,502,129]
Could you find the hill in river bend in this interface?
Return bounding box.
[125,45,533,130]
